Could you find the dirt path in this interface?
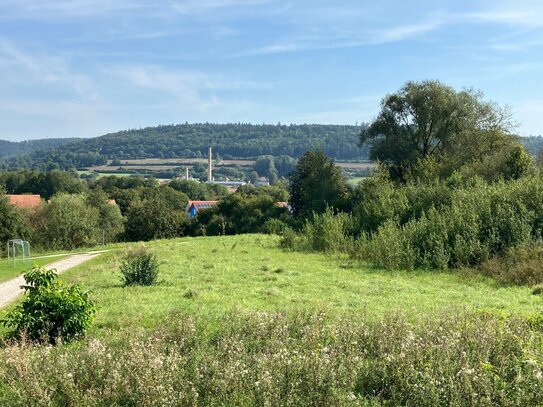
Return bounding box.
[0,252,103,309]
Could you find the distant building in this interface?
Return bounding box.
[186,200,219,219]
[207,180,247,188]
[256,177,270,186]
[7,195,41,209]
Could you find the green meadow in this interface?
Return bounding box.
[53,234,542,332]
[1,234,542,406]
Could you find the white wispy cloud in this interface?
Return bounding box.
[0,40,98,99]
[0,0,270,20]
[238,16,447,56]
[106,64,270,112]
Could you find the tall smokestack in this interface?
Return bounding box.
[207,146,213,182]
[185,167,189,180]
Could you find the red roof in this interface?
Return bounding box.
[7,195,42,209]
[187,200,219,210]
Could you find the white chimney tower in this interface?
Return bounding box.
[207,146,213,182]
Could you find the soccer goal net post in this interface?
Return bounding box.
[7,239,31,266]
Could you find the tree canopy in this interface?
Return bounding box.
[288,150,349,217]
[361,80,525,181]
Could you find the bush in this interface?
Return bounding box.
[359,221,417,270]
[1,266,95,343]
[303,208,353,253]
[480,244,543,285]
[262,218,289,235]
[120,247,160,286]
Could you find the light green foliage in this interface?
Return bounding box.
[298,208,353,253]
[86,189,124,244]
[360,177,541,271]
[120,246,160,286]
[1,266,95,343]
[38,193,101,250]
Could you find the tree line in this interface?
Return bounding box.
[0,123,370,171]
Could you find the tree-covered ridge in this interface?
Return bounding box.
[0,138,81,158]
[0,123,369,171]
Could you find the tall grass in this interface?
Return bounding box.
[0,311,541,406]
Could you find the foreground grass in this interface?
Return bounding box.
[51,234,543,333]
[1,312,542,406]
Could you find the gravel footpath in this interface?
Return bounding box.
[0,252,103,308]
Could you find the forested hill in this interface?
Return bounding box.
[1,123,369,171]
[0,138,81,158]
[1,124,541,172]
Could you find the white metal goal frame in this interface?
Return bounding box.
[7,239,31,266]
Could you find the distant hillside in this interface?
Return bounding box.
[0,138,81,158]
[2,125,540,172]
[0,123,370,171]
[519,135,543,156]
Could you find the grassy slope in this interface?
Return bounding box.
[46,234,543,336]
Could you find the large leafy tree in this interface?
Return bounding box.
[361,80,521,181]
[288,150,349,217]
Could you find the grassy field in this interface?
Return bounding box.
[0,255,70,283]
[1,235,542,406]
[77,170,133,178]
[36,234,540,335]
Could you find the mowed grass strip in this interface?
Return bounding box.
[48,234,543,334]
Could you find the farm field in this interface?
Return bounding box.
[84,158,376,175]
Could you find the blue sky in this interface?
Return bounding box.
[1,0,543,141]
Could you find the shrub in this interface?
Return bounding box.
[359,221,417,270]
[262,218,289,235]
[480,244,543,285]
[303,208,353,253]
[1,266,95,343]
[120,246,160,286]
